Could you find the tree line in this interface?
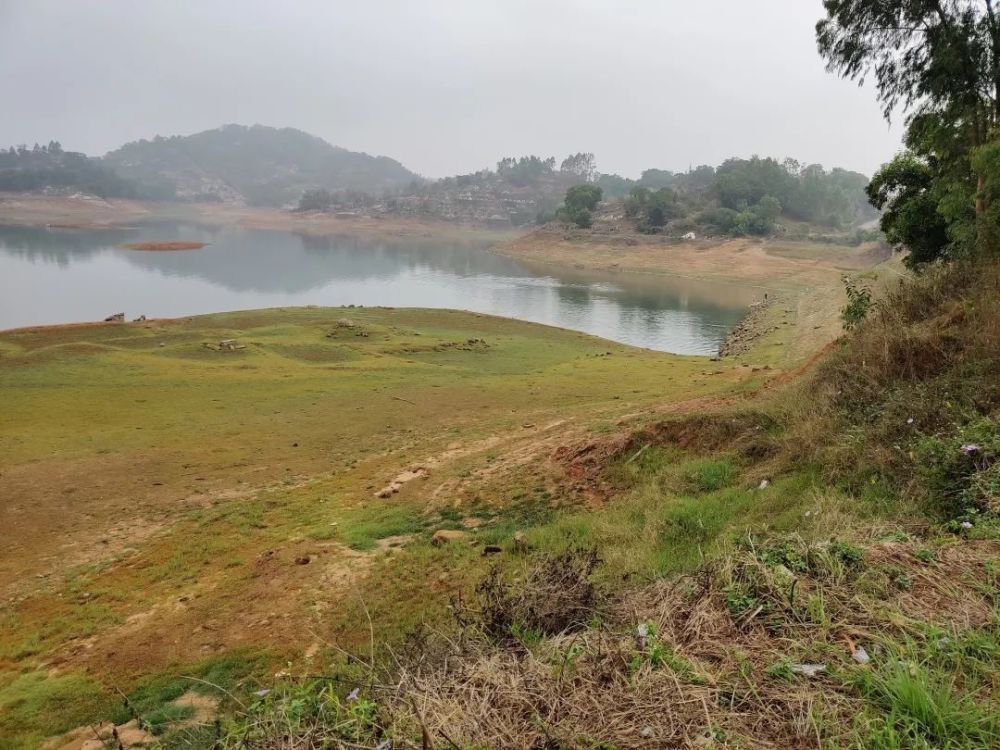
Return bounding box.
[0,142,137,198]
[552,155,876,235]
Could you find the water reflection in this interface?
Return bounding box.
[0,222,753,354]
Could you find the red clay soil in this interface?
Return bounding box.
[118,241,207,251]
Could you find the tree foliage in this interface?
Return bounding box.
[817,0,1000,263]
[557,184,603,227]
[624,186,683,232]
[497,155,556,186]
[297,188,334,212]
[866,153,951,266]
[560,153,596,181]
[0,142,137,198]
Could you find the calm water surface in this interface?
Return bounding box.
[0,222,755,354]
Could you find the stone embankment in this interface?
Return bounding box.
[718,298,776,357]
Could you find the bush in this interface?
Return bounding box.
[786,259,1000,512]
[696,207,740,233]
[624,186,683,233]
[297,188,333,212]
[460,547,601,642]
[557,184,602,228]
[913,418,1000,516]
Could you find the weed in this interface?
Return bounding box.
[766,658,796,681]
[852,662,1000,749]
[688,457,736,492]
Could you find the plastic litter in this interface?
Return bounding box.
[790,663,826,677]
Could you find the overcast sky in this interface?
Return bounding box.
[0,0,902,179]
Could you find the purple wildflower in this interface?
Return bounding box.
[961,444,980,455]
[347,687,360,701]
[961,521,974,529]
[254,689,270,697]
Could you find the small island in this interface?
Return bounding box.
[118,240,207,251]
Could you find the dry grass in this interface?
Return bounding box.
[388,537,999,749]
[780,260,1000,503]
[225,535,999,749]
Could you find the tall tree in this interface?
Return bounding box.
[817,1,998,136]
[817,1,1000,260]
[560,153,597,181]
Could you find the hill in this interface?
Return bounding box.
[102,124,421,206]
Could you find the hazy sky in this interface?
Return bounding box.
[0,0,902,179]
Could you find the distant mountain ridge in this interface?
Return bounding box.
[101,124,421,206]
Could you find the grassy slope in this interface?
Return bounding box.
[197,261,1000,750]
[0,306,763,748]
[333,260,998,750]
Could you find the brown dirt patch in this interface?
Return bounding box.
[118,241,207,251]
[44,719,156,750]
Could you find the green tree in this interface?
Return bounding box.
[817,0,1000,260]
[638,169,676,189]
[735,196,782,236]
[623,185,682,232]
[867,153,951,267]
[297,188,333,212]
[558,183,602,227]
[497,155,556,186]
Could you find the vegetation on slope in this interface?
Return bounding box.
[102,124,421,205]
[206,256,1000,750]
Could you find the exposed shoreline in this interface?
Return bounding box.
[717,298,775,357]
[0,192,522,243]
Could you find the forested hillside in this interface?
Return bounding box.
[102,124,421,206]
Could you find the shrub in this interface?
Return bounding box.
[913,418,1000,516]
[841,275,873,330]
[459,547,601,641]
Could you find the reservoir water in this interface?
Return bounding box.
[0,222,755,354]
